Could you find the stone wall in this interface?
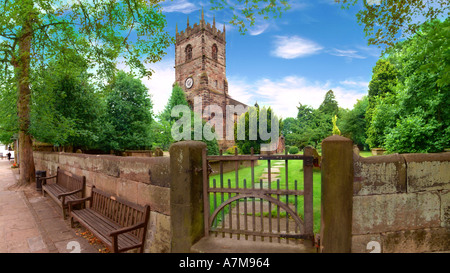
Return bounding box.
[352,152,450,252]
[33,151,171,253]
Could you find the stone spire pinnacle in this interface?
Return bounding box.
[187,16,189,27]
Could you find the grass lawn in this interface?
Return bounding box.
[208,158,322,234]
[359,151,373,157]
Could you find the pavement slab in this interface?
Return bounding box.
[0,159,100,253]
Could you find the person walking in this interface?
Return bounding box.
[7,152,11,161]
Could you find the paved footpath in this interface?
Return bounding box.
[0,159,98,253]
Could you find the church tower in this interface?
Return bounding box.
[175,9,228,107]
[175,9,247,149]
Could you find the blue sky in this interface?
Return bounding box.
[144,0,383,118]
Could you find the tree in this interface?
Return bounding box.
[102,71,153,152]
[154,83,189,150]
[210,0,291,33]
[0,71,18,144]
[210,0,449,48]
[0,0,172,184]
[339,96,369,150]
[159,83,189,122]
[234,104,280,154]
[367,59,398,105]
[30,53,104,151]
[367,18,450,152]
[157,83,219,154]
[318,90,339,117]
[365,59,398,148]
[337,0,450,47]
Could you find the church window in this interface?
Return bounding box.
[185,44,192,62]
[212,44,218,61]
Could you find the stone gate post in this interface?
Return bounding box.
[169,141,206,253]
[320,135,354,253]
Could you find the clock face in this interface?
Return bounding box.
[185,77,194,89]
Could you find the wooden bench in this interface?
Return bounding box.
[40,167,86,219]
[68,186,150,253]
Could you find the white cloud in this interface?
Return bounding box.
[271,35,323,59]
[160,0,197,14]
[328,48,366,59]
[339,80,369,88]
[248,22,270,36]
[228,77,255,106]
[140,58,175,115]
[228,75,367,118]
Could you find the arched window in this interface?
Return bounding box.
[185,44,192,62]
[212,44,218,61]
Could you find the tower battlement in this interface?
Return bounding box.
[175,9,225,44]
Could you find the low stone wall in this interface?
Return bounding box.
[209,159,253,175]
[352,152,450,253]
[33,151,171,253]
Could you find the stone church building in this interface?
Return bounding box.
[174,9,248,150]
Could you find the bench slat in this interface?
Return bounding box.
[70,186,150,253]
[42,167,86,219]
[72,209,140,248]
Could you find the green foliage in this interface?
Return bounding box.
[339,96,369,150]
[365,59,399,147]
[384,115,449,153]
[209,0,291,33]
[101,71,153,151]
[367,18,450,152]
[288,146,299,154]
[155,84,219,155]
[190,112,220,156]
[336,0,450,48]
[286,90,340,149]
[318,90,339,116]
[234,105,280,154]
[0,73,18,144]
[30,55,104,149]
[159,83,189,122]
[367,59,398,105]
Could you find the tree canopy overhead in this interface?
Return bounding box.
[0,0,173,184]
[210,0,449,48]
[337,0,450,47]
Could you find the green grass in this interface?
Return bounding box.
[359,151,373,157]
[208,159,322,234]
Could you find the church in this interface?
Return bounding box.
[174,9,248,150]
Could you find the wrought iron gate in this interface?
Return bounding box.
[202,147,316,245]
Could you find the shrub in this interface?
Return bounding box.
[225,146,238,155]
[289,146,299,154]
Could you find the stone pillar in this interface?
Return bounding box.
[320,135,354,253]
[169,141,206,253]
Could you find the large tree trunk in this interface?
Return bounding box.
[15,16,35,185]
